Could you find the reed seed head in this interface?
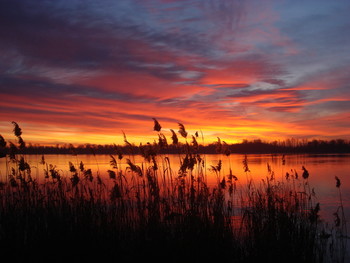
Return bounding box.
[152,118,162,132]
[110,155,118,169]
[335,176,341,188]
[0,135,6,148]
[178,123,187,138]
[12,121,22,137]
[223,141,231,156]
[18,136,26,149]
[79,161,85,172]
[108,170,116,180]
[191,135,198,151]
[39,155,45,165]
[84,169,93,181]
[302,166,309,179]
[113,144,123,160]
[170,129,178,145]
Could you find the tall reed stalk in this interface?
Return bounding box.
[0,121,347,262]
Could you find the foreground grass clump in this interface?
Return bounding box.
[0,121,347,262]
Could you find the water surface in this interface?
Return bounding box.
[1,153,349,222]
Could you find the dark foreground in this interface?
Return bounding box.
[0,122,347,262]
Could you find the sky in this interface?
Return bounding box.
[1,0,350,145]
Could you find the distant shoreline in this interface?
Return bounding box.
[2,143,350,155]
[2,137,350,156]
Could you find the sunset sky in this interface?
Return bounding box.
[1,0,350,145]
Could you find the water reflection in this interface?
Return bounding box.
[1,153,349,222]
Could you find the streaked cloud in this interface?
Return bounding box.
[0,0,349,144]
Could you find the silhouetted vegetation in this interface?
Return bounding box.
[0,121,348,262]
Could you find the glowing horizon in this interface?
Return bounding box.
[1,1,350,145]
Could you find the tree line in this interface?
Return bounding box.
[2,138,350,156]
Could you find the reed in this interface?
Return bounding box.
[0,121,347,262]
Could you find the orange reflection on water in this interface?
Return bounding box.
[1,153,348,223]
